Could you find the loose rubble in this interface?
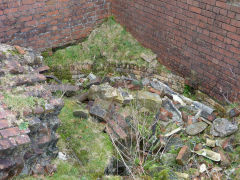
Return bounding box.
[69,66,240,179]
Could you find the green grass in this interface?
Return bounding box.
[2,92,46,119]
[43,17,166,81]
[55,99,114,179]
[18,99,114,180]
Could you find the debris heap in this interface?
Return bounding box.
[74,71,240,179]
[0,44,63,179]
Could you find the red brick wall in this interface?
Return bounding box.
[112,0,240,102]
[0,0,111,49]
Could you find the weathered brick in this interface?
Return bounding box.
[0,120,10,130]
[0,110,7,120]
[15,134,31,145]
[176,145,191,165]
[0,139,12,150]
[0,127,20,138]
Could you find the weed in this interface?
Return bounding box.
[183,84,196,100]
[19,122,29,130]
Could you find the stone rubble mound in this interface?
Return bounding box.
[0,44,64,179]
[73,71,240,179]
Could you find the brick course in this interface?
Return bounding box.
[0,0,111,50]
[111,0,240,102]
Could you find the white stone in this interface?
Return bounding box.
[58,152,67,161]
[199,164,207,173]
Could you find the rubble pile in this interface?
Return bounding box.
[73,70,240,179]
[0,44,64,179]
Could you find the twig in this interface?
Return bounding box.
[109,133,136,179]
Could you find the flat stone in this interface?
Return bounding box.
[76,92,89,103]
[150,79,176,96]
[6,60,24,74]
[210,118,238,137]
[195,149,221,162]
[186,122,208,135]
[115,89,133,104]
[89,105,107,121]
[46,84,79,93]
[88,83,118,100]
[107,120,127,139]
[137,91,162,111]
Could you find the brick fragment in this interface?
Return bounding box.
[176,145,191,165]
[14,45,25,55]
[158,108,173,121]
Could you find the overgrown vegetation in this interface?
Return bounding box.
[18,99,114,180]
[55,99,113,179]
[2,92,46,117]
[43,17,168,81]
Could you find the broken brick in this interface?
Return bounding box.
[14,45,25,54]
[108,120,127,139]
[187,115,194,125]
[176,145,191,165]
[194,143,203,151]
[148,87,164,97]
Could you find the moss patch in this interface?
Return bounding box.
[2,92,46,118]
[56,99,113,179]
[18,99,114,179]
[43,17,169,81]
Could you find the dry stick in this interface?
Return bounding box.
[113,140,132,161]
[109,134,136,180]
